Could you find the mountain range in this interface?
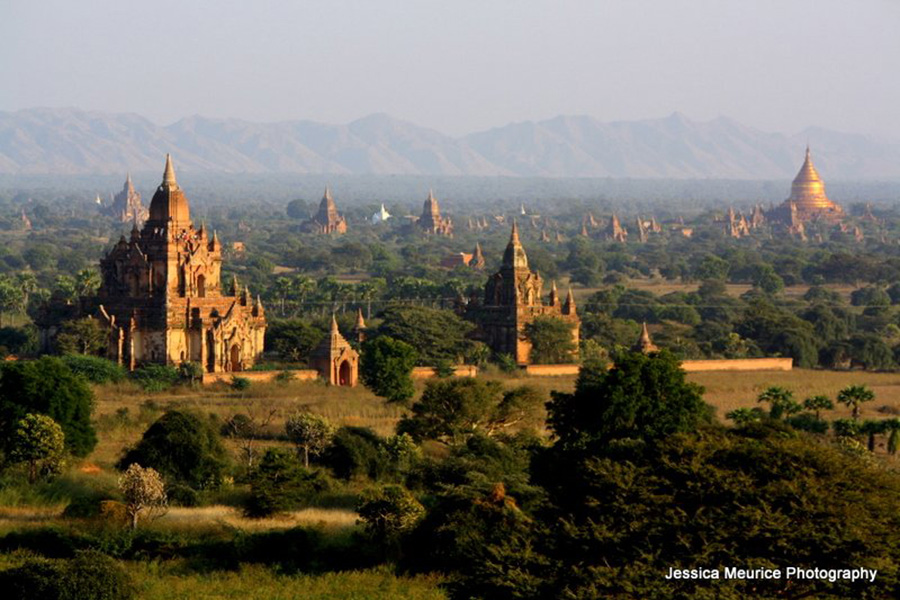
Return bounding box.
[2,108,899,179]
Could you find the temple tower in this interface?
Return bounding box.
[94,155,266,373]
[471,222,579,364]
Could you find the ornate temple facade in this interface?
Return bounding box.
[417,190,453,236]
[469,222,579,364]
[304,187,347,234]
[769,147,843,227]
[310,316,359,386]
[104,174,149,225]
[95,155,266,373]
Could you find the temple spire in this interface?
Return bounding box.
[549,280,559,306]
[331,313,339,335]
[502,220,528,269]
[355,307,366,330]
[162,154,178,189]
[634,322,658,354]
[563,287,576,315]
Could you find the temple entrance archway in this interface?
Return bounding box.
[197,274,206,298]
[230,344,242,372]
[338,360,351,386]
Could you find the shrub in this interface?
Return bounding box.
[321,427,391,481]
[245,449,331,518]
[231,376,251,392]
[64,550,134,600]
[494,353,518,373]
[0,551,133,600]
[60,354,126,384]
[117,410,229,491]
[129,364,179,392]
[357,485,425,544]
[785,412,830,434]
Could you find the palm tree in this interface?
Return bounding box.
[837,384,875,420]
[803,395,834,421]
[16,272,38,309]
[757,386,801,420]
[75,269,100,296]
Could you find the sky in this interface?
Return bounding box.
[1,0,898,137]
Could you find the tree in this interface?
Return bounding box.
[10,414,65,483]
[285,412,335,467]
[837,384,875,420]
[56,317,106,355]
[222,405,277,470]
[359,336,417,405]
[524,316,577,364]
[265,318,325,361]
[756,386,801,420]
[803,395,834,421]
[725,407,765,425]
[0,277,23,328]
[117,410,228,491]
[357,485,425,545]
[546,350,708,449]
[376,303,474,365]
[0,356,97,457]
[118,463,167,530]
[286,198,309,219]
[245,448,329,518]
[398,379,542,445]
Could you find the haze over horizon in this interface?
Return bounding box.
[2,0,898,138]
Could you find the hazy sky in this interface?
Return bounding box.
[2,0,898,137]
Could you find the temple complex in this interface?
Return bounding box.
[304,187,347,234]
[94,155,266,372]
[104,174,149,225]
[310,315,359,386]
[469,222,579,364]
[769,147,843,226]
[417,190,453,236]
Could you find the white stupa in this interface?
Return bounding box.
[371,203,391,224]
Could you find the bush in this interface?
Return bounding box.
[245,449,331,518]
[0,551,133,600]
[60,354,126,384]
[785,412,830,434]
[117,410,228,491]
[321,427,391,481]
[64,550,134,600]
[129,364,180,392]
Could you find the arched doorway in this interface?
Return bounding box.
[338,360,351,386]
[230,344,242,372]
[197,274,206,297]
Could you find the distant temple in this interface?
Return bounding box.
[469,222,579,364]
[769,147,843,227]
[104,174,149,225]
[633,322,659,354]
[604,214,627,242]
[93,155,266,372]
[371,203,391,224]
[417,190,453,236]
[440,242,485,270]
[304,187,347,234]
[310,315,359,386]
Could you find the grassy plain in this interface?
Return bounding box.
[3,366,900,598]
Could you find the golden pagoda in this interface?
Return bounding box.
[771,147,843,225]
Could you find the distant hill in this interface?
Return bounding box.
[1,108,899,179]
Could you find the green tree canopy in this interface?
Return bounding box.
[117,410,229,491]
[524,316,577,364]
[376,303,474,365]
[398,379,542,445]
[0,356,96,457]
[359,336,418,404]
